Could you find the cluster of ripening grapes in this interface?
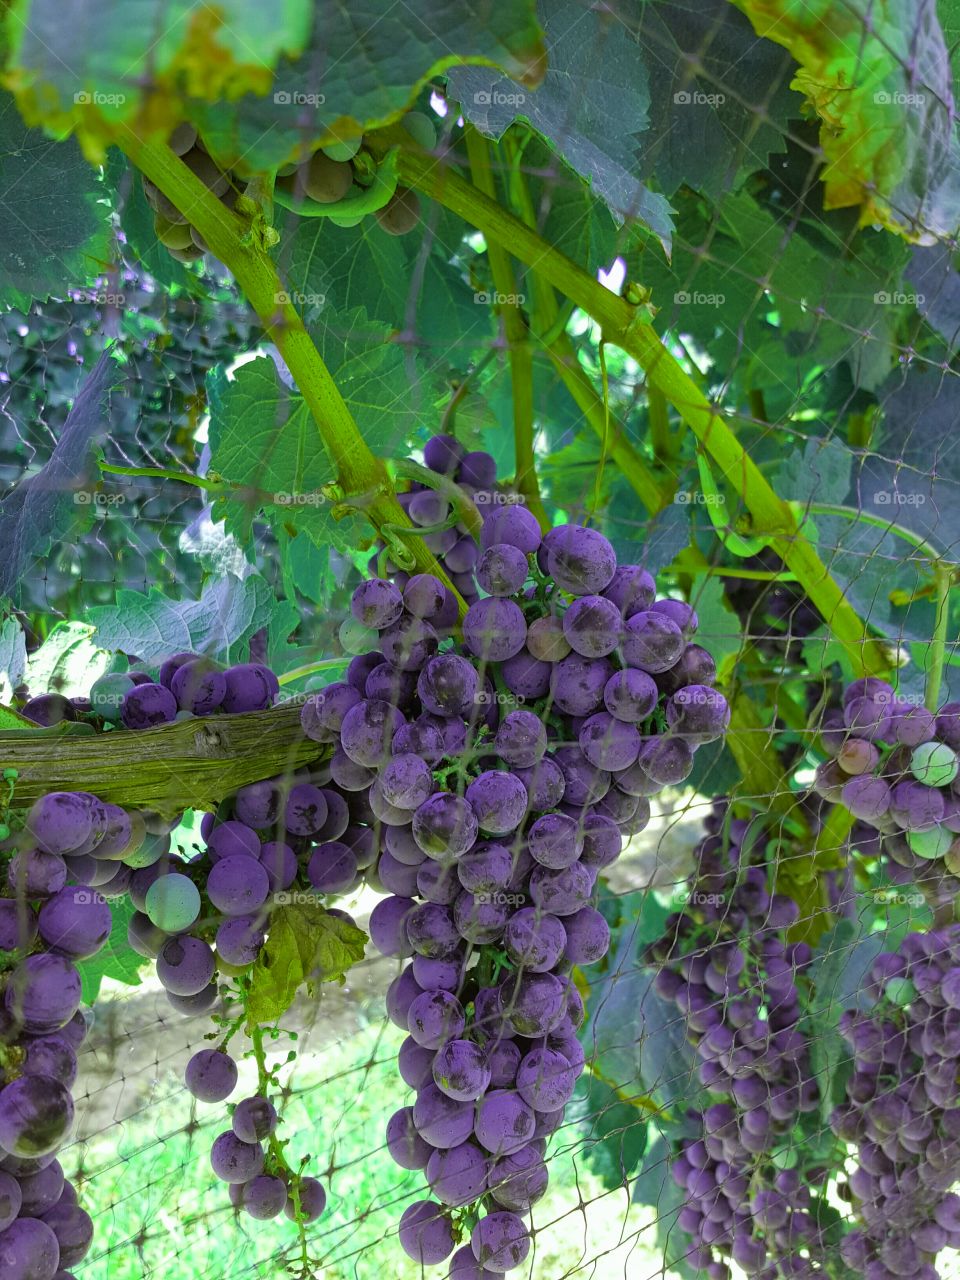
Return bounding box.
[815,678,960,900]
[833,927,960,1279]
[294,501,730,1272]
[648,802,831,1280]
[139,111,434,265]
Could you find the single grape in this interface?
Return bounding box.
[210,1132,265,1183]
[184,1049,238,1103]
[398,1199,455,1264]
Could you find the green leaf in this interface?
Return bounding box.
[86,574,281,662]
[567,1073,649,1189]
[689,574,745,678]
[6,0,313,152]
[0,352,122,602]
[246,902,367,1025]
[188,1,544,172]
[449,0,673,246]
[775,437,854,508]
[78,897,148,1005]
[0,618,27,704]
[0,90,110,307]
[26,621,113,698]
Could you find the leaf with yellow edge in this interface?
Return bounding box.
[728,0,960,244]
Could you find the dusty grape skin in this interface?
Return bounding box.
[412,1084,475,1148]
[473,1090,536,1156]
[417,654,479,718]
[4,955,82,1035]
[210,1132,265,1183]
[479,506,542,554]
[426,1141,489,1206]
[0,1216,62,1279]
[398,1199,456,1264]
[156,935,216,996]
[503,909,567,971]
[464,772,528,837]
[499,649,552,699]
[368,896,416,958]
[407,990,466,1048]
[549,654,615,716]
[185,1049,238,1103]
[463,598,527,662]
[494,710,547,767]
[512,758,566,811]
[470,1209,532,1271]
[386,1107,432,1170]
[488,1144,549,1212]
[0,1075,74,1157]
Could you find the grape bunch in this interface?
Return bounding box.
[814,679,960,905]
[0,792,113,1279]
[299,519,730,1272]
[647,801,832,1279]
[273,111,436,236]
[832,925,960,1279]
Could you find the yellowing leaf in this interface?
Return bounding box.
[246,903,367,1026]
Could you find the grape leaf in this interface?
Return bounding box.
[905,243,960,352]
[449,0,673,245]
[246,902,368,1026]
[0,90,110,307]
[78,897,148,1005]
[688,573,745,676]
[86,574,280,662]
[188,0,545,172]
[25,622,113,697]
[0,617,27,703]
[567,1074,649,1189]
[729,0,960,243]
[0,351,121,602]
[6,0,313,156]
[775,436,854,508]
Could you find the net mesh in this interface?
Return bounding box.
[2,1,959,1278]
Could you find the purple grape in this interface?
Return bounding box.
[0,1076,74,1157]
[449,1243,499,1279]
[635,736,695,785]
[258,841,298,891]
[473,1090,536,1156]
[513,758,566,811]
[470,1210,531,1271]
[459,450,497,488]
[216,915,265,967]
[413,794,479,859]
[351,578,404,630]
[499,649,552,699]
[503,908,567,971]
[602,564,656,616]
[432,1040,492,1101]
[399,1036,436,1089]
[603,669,658,722]
[544,525,615,595]
[307,841,358,893]
[368,896,416,957]
[579,814,622,869]
[528,862,593,918]
[4,955,81,1034]
[220,663,279,714]
[21,692,76,726]
[842,776,892,822]
[7,851,67,899]
[232,781,281,829]
[549,655,615,716]
[463,598,527,662]
[412,1084,475,1148]
[167,983,219,1016]
[562,906,610,964]
[121,682,177,728]
[407,989,466,1048]
[843,693,893,740]
[0,1168,21,1230]
[386,1105,432,1169]
[170,660,226,714]
[563,594,623,658]
[284,1175,326,1222]
[185,1049,238,1103]
[480,506,542,554]
[387,967,426,1029]
[498,971,565,1037]
[621,610,685,673]
[398,1199,456,1264]
[37,887,111,959]
[340,699,406,767]
[206,855,270,916]
[232,1095,277,1144]
[464,772,528,837]
[889,780,945,830]
[417,654,480,718]
[404,574,447,619]
[157,935,216,996]
[665,685,730,744]
[426,1141,489,1206]
[488,1146,549,1216]
[25,794,94,857]
[516,1046,578,1111]
[0,1216,62,1279]
[210,1132,265,1183]
[578,712,641,770]
[237,1174,286,1220]
[476,544,528,596]
[380,615,439,672]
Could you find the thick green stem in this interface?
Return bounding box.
[117,133,467,617]
[925,564,954,712]
[647,386,675,465]
[376,135,887,676]
[463,127,548,530]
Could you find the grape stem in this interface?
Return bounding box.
[801,502,953,565]
[463,126,549,531]
[369,128,889,676]
[115,133,468,619]
[924,563,953,712]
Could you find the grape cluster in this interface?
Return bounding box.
[831,925,960,1278]
[0,792,112,1279]
[814,679,960,904]
[647,802,832,1279]
[141,123,240,263]
[274,112,436,236]
[298,518,730,1272]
